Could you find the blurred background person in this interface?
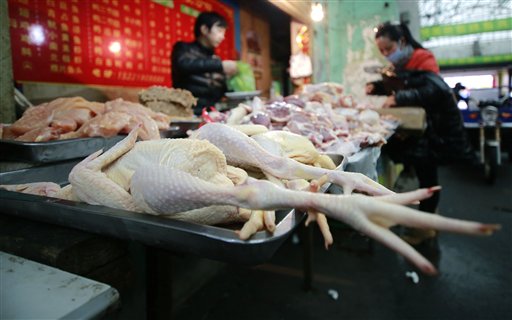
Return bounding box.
[172,11,238,116]
[366,21,475,246]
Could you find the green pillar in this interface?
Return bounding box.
[312,0,329,83]
[312,0,398,96]
[0,0,15,123]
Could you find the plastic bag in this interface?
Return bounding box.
[227,61,256,92]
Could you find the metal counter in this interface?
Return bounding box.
[0,251,119,319]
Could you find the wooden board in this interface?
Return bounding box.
[376,107,426,131]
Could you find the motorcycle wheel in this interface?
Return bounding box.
[484,146,497,185]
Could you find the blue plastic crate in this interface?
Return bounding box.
[461,107,512,125]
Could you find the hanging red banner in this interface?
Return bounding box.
[8,0,235,87]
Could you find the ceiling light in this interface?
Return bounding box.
[311,3,324,22]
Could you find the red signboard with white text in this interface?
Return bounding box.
[8,0,235,87]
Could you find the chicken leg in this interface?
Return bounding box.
[192,123,391,195]
[131,166,500,275]
[68,126,140,211]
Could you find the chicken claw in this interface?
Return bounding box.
[131,166,500,275]
[307,175,333,249]
[235,208,276,240]
[192,123,393,196]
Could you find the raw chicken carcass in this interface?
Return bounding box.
[9,97,105,139]
[1,125,501,275]
[191,123,390,195]
[106,98,171,131]
[251,130,337,169]
[64,123,500,274]
[123,125,498,275]
[4,96,171,142]
[59,111,134,139]
[66,128,269,237]
[59,99,171,141]
[50,99,105,132]
[15,126,62,142]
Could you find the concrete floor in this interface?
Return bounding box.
[173,160,512,320]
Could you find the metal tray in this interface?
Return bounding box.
[164,119,202,138]
[0,124,196,164]
[225,90,261,100]
[0,160,304,265]
[0,136,126,163]
[0,150,346,264]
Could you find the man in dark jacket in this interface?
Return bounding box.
[171,12,238,115]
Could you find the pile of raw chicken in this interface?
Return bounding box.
[0,97,171,142]
[206,82,398,157]
[0,84,500,276]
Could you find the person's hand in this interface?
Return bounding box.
[365,83,375,95]
[382,94,396,108]
[222,60,238,77]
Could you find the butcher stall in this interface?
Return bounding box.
[0,81,414,318]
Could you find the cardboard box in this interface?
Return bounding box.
[376,107,426,131]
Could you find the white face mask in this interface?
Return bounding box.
[386,43,414,68]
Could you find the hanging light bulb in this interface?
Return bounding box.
[311,2,324,22]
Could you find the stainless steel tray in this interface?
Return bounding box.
[0,150,346,264]
[0,136,126,163]
[164,120,202,138]
[0,125,193,164]
[0,161,303,265]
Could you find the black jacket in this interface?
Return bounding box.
[171,41,227,115]
[369,70,474,164]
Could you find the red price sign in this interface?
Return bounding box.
[8,0,235,87]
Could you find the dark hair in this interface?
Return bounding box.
[194,11,227,38]
[375,21,424,49]
[454,82,466,90]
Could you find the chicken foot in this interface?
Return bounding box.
[131,166,500,275]
[305,175,333,249]
[192,123,391,195]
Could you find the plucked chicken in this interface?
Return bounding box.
[1,124,500,275]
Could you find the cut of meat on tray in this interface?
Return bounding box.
[2,96,171,142]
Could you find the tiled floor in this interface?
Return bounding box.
[174,160,512,320]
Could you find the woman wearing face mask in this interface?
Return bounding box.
[366,21,440,107]
[366,22,475,246]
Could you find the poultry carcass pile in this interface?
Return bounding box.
[211,82,398,157]
[1,123,500,275]
[1,97,171,142]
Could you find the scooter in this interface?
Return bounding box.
[478,104,501,184]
